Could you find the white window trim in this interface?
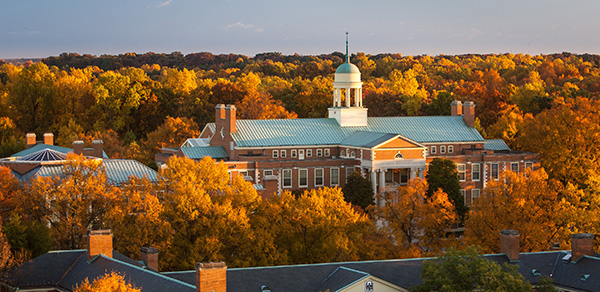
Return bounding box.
[280,150,286,158]
[315,168,324,187]
[272,150,279,159]
[263,170,273,176]
[316,149,323,157]
[282,169,292,188]
[440,146,446,154]
[511,162,519,174]
[457,164,466,182]
[299,169,308,188]
[460,189,466,206]
[472,163,480,181]
[431,146,437,154]
[306,149,312,157]
[299,149,305,160]
[471,189,481,205]
[291,149,297,158]
[324,149,330,157]
[491,163,499,180]
[331,167,340,186]
[448,145,454,153]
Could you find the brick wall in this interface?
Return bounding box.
[196,262,226,292]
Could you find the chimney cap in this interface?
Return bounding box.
[572,233,594,239]
[141,247,159,254]
[196,262,227,270]
[88,229,112,236]
[225,104,236,110]
[464,101,475,107]
[43,133,54,137]
[26,133,36,137]
[73,140,84,145]
[451,100,462,105]
[215,104,225,109]
[92,139,104,144]
[501,229,520,236]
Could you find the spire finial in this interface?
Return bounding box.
[345,32,349,63]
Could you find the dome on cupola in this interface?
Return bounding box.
[335,62,360,74]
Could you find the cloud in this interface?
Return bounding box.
[225,22,264,33]
[156,0,173,8]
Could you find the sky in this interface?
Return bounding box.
[2,0,600,59]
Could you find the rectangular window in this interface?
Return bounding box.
[280,150,286,158]
[315,168,324,186]
[431,146,437,154]
[400,168,409,184]
[440,146,446,154]
[291,149,297,158]
[491,163,499,180]
[457,164,466,181]
[324,149,330,157]
[283,169,292,188]
[350,150,356,158]
[316,149,323,157]
[299,149,305,160]
[307,149,312,157]
[511,162,519,174]
[525,162,533,171]
[471,189,481,205]
[346,167,355,182]
[299,169,308,187]
[460,189,466,206]
[263,170,273,176]
[272,150,279,158]
[331,168,340,186]
[448,145,454,153]
[472,163,481,181]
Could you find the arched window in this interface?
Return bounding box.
[394,151,403,159]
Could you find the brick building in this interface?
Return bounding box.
[158,52,540,206]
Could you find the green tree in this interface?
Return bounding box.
[411,246,532,292]
[342,171,374,210]
[425,158,466,220]
[10,62,57,132]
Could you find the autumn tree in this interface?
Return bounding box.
[20,154,119,250]
[10,62,57,132]
[141,116,200,164]
[75,272,141,292]
[264,187,372,264]
[159,156,276,270]
[411,246,532,292]
[371,178,458,258]
[517,97,600,192]
[465,169,567,253]
[235,91,297,119]
[105,177,171,262]
[425,158,466,220]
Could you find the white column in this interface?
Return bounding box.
[410,168,417,180]
[418,167,424,179]
[346,88,350,107]
[371,170,377,197]
[379,170,386,207]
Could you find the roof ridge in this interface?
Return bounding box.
[99,255,196,289]
[56,251,86,287]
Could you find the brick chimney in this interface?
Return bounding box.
[92,139,104,158]
[140,247,159,272]
[196,262,226,292]
[26,133,36,148]
[450,100,463,116]
[463,101,476,128]
[88,229,113,260]
[43,133,54,146]
[225,105,236,134]
[571,233,594,262]
[500,229,520,261]
[73,140,84,155]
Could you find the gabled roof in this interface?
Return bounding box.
[340,131,399,148]
[181,138,210,148]
[180,146,229,160]
[206,116,484,148]
[317,266,369,292]
[484,139,511,151]
[6,250,195,292]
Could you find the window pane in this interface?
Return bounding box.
[491,163,499,180]
[457,164,466,181]
[511,162,519,173]
[331,168,339,186]
[315,168,323,186]
[299,169,308,187]
[472,164,480,181]
[283,169,292,187]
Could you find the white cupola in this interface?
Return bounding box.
[328,33,368,127]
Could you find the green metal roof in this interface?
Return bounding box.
[208,115,484,148]
[11,144,72,158]
[18,159,158,185]
[335,63,360,74]
[484,139,511,151]
[340,131,398,148]
[180,146,228,159]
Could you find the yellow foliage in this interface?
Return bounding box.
[75,272,141,292]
